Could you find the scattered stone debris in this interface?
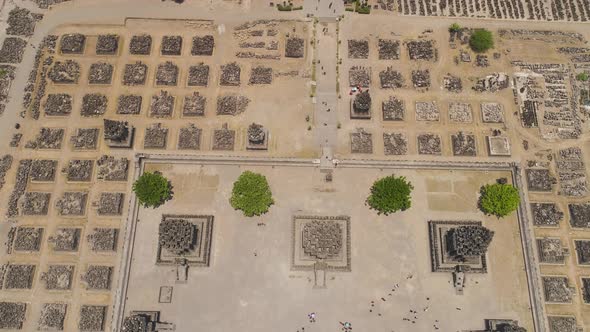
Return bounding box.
[82,265,113,290]
[349,66,371,88]
[216,95,249,115]
[449,102,473,123]
[12,227,43,252]
[187,63,210,86]
[79,305,107,332]
[350,128,373,154]
[178,124,202,150]
[537,238,567,264]
[21,192,51,215]
[382,96,405,121]
[0,302,26,329]
[443,74,462,92]
[7,7,37,36]
[48,60,80,84]
[348,39,369,59]
[96,34,119,55]
[48,228,80,251]
[122,314,150,332]
[191,35,214,56]
[81,94,107,117]
[10,134,22,148]
[475,54,489,67]
[0,155,13,190]
[481,102,505,123]
[144,123,168,149]
[379,67,404,89]
[383,132,408,155]
[97,192,124,216]
[542,276,573,303]
[5,264,35,289]
[526,169,555,192]
[411,69,430,89]
[555,147,588,197]
[96,155,128,181]
[212,124,235,151]
[575,240,590,265]
[64,159,94,182]
[59,33,86,54]
[451,132,477,156]
[38,303,66,330]
[247,123,268,150]
[0,37,27,63]
[183,92,206,116]
[285,37,304,58]
[44,93,72,116]
[117,95,142,115]
[30,159,57,182]
[129,34,152,55]
[417,133,442,155]
[150,91,175,118]
[123,61,148,86]
[249,66,273,84]
[156,61,179,86]
[6,160,31,217]
[568,203,590,228]
[415,101,439,121]
[547,316,579,332]
[87,228,118,252]
[88,62,113,84]
[378,39,400,60]
[473,73,509,92]
[530,202,563,227]
[71,128,99,150]
[220,62,241,86]
[407,40,437,61]
[161,36,182,56]
[55,191,88,216]
[41,265,73,290]
[103,119,134,148]
[351,90,371,119]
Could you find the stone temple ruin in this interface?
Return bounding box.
[88,62,113,84]
[246,123,268,150]
[383,132,408,155]
[351,90,371,119]
[156,215,213,267]
[104,119,134,148]
[159,218,196,256]
[350,128,373,154]
[542,276,574,303]
[212,124,235,151]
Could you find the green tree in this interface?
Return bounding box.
[479,183,520,218]
[366,175,414,215]
[576,72,589,82]
[449,23,461,33]
[469,29,494,53]
[230,171,274,217]
[132,171,172,208]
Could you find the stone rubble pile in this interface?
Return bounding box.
[350,128,373,154]
[349,66,371,88]
[44,93,72,116]
[178,124,202,150]
[379,67,404,89]
[348,39,369,59]
[220,62,241,86]
[96,34,119,55]
[71,128,99,150]
[192,35,215,56]
[25,128,64,149]
[129,35,152,55]
[123,61,147,86]
[48,60,80,84]
[183,92,206,116]
[59,33,85,54]
[117,95,142,115]
[378,39,400,60]
[187,63,210,86]
[150,90,175,117]
[285,37,304,58]
[382,96,405,121]
[216,95,250,115]
[81,94,107,117]
[249,66,273,84]
[161,36,182,55]
[88,62,113,84]
[0,37,27,63]
[383,132,408,155]
[144,123,168,149]
[156,61,179,86]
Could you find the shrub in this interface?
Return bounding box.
[133,171,172,208]
[449,23,461,32]
[366,175,413,215]
[230,171,274,217]
[479,182,520,218]
[469,29,494,53]
[355,0,371,14]
[576,72,589,82]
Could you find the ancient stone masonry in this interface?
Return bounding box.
[161,36,182,56]
[9,134,22,148]
[144,123,168,149]
[156,61,179,86]
[575,240,590,265]
[555,147,588,197]
[59,33,86,54]
[159,218,196,255]
[537,238,567,264]
[30,159,57,182]
[150,91,175,118]
[568,203,590,228]
[0,155,13,190]
[382,96,405,121]
[117,95,142,115]
[129,35,152,55]
[96,155,128,181]
[530,202,563,227]
[24,37,55,120]
[41,265,73,290]
[220,62,241,86]
[415,101,439,121]
[583,278,590,303]
[448,225,494,259]
[349,66,371,88]
[81,265,113,290]
[417,133,442,155]
[449,102,472,123]
[0,65,16,103]
[87,228,118,252]
[216,95,249,115]
[379,67,404,89]
[249,66,273,84]
[4,264,35,289]
[13,227,43,252]
[123,61,148,86]
[6,159,31,218]
[88,62,113,84]
[55,192,88,216]
[96,192,124,216]
[451,132,477,156]
[79,305,107,332]
[44,93,72,116]
[542,276,574,303]
[350,128,373,154]
[121,314,149,332]
[247,123,268,150]
[476,54,489,67]
[192,35,215,56]
[0,302,26,329]
[443,74,462,92]
[0,37,27,63]
[64,159,94,182]
[48,60,80,84]
[407,40,437,61]
[285,37,304,58]
[71,128,99,150]
[104,119,134,148]
[48,228,80,251]
[96,34,119,55]
[302,220,342,259]
[548,316,580,332]
[81,93,107,117]
[348,39,369,59]
[187,63,210,86]
[20,192,51,215]
[526,169,556,192]
[411,69,430,89]
[156,214,214,266]
[383,132,408,155]
[352,90,371,119]
[7,7,38,36]
[378,39,400,60]
[481,102,505,123]
[473,73,509,92]
[38,303,66,330]
[212,124,235,151]
[178,124,202,150]
[183,92,206,116]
